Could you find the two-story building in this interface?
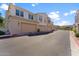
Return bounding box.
[5,4,54,35]
[75,10,79,32]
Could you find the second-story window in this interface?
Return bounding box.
[29,14,33,20]
[39,16,42,22]
[16,9,24,17]
[48,19,51,23]
[48,17,51,23]
[20,11,24,17]
[16,9,19,16]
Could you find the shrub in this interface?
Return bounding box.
[0,30,5,35]
[75,32,79,37]
[72,28,76,33]
[0,16,4,27]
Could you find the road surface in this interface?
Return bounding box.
[0,30,71,56]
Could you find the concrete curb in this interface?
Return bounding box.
[73,34,79,48]
[0,35,13,39]
[70,31,79,56]
[70,31,79,48]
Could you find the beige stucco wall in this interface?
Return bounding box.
[35,13,48,25]
[7,16,53,35]
[37,25,47,32]
[6,16,38,35]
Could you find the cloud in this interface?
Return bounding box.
[64,13,69,16]
[64,10,76,16]
[31,3,38,7]
[48,11,60,21]
[56,11,59,13]
[32,4,36,7]
[60,21,69,26]
[55,21,69,26]
[70,10,76,14]
[0,4,8,10]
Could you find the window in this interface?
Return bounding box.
[48,19,51,23]
[39,16,42,22]
[48,17,51,23]
[29,14,33,20]
[20,11,24,17]
[16,9,24,17]
[16,9,19,16]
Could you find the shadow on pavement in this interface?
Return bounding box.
[0,30,54,39]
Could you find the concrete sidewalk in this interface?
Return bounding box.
[70,31,79,56]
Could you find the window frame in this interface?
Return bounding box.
[20,11,24,17]
[16,9,24,17]
[39,16,42,22]
[28,14,33,20]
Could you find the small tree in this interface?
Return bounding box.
[72,27,76,33]
[0,16,4,27]
[0,12,4,27]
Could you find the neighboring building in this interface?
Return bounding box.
[5,4,54,35]
[75,10,79,32]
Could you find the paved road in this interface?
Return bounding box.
[0,30,71,56]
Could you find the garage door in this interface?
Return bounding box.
[8,21,19,35]
[21,23,37,33]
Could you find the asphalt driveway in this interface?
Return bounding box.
[0,30,71,56]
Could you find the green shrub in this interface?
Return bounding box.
[73,29,76,33]
[0,16,4,27]
[75,32,79,37]
[72,28,76,33]
[0,30,5,35]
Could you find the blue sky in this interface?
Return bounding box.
[0,3,79,26]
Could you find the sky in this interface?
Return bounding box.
[0,3,79,26]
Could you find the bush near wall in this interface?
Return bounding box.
[75,32,79,37]
[0,30,5,35]
[0,16,4,27]
[72,27,76,33]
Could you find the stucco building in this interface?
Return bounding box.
[5,4,54,35]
